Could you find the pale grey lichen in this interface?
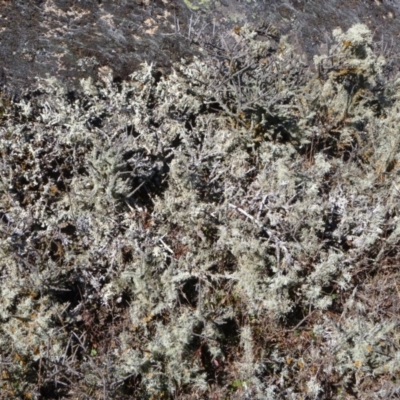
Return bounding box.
[1,21,400,399]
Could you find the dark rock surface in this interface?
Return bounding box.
[0,0,195,95]
[0,0,400,96]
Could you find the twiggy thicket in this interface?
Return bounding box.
[1,22,400,399]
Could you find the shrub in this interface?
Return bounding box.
[1,21,400,399]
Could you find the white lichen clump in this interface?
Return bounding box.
[0,23,400,399]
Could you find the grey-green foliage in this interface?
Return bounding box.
[1,22,400,399]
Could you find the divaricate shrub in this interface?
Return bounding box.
[1,22,400,399]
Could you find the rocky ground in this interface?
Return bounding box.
[1,0,400,96]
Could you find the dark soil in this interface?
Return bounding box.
[0,0,400,94]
